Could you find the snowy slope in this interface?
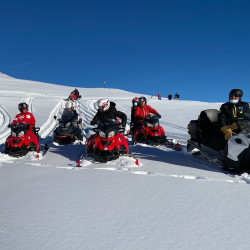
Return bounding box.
[1,75,250,250]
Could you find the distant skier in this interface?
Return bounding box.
[219,89,250,140]
[90,98,127,127]
[158,93,161,100]
[168,93,172,100]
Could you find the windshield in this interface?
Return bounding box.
[98,119,118,132]
[144,116,160,128]
[61,109,76,122]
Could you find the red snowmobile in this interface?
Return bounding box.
[86,119,129,162]
[133,115,167,145]
[5,123,40,157]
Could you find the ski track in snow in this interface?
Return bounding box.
[39,99,64,139]
[0,105,11,144]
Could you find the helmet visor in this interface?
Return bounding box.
[99,103,109,110]
[230,94,240,98]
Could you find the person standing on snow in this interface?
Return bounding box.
[219,89,250,140]
[174,93,180,100]
[90,98,127,127]
[134,96,161,128]
[158,93,162,100]
[11,102,39,151]
[168,93,172,100]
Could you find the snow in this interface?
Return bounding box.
[1,75,250,250]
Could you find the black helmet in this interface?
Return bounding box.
[139,96,147,105]
[229,89,243,99]
[18,102,28,112]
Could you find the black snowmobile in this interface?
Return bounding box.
[53,110,83,144]
[187,109,250,174]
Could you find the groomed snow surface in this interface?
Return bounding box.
[1,73,250,250]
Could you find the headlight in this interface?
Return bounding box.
[12,132,17,137]
[147,123,154,128]
[65,122,71,127]
[99,131,105,138]
[18,131,25,137]
[154,122,159,127]
[107,131,115,138]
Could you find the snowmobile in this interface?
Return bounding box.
[5,123,40,157]
[133,115,167,145]
[86,119,129,162]
[67,89,81,101]
[53,112,83,144]
[187,109,250,174]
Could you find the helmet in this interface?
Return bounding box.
[132,97,139,107]
[139,96,147,104]
[229,89,243,99]
[97,98,110,111]
[18,102,28,112]
[132,97,139,103]
[65,101,73,109]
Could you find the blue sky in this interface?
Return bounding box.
[1,0,250,102]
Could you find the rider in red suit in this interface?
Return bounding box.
[134,97,160,120]
[12,103,39,151]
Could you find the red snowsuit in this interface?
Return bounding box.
[12,112,39,150]
[158,93,161,100]
[134,105,158,120]
[12,112,36,130]
[69,94,77,100]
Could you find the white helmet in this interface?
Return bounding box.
[97,98,110,111]
[65,101,73,109]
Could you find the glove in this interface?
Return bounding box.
[156,113,161,118]
[220,126,233,140]
[90,121,94,126]
[230,123,238,130]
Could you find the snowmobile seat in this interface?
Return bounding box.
[199,109,226,151]
[187,120,199,141]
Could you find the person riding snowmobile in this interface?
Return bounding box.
[134,96,161,128]
[62,101,79,127]
[68,88,81,100]
[90,98,127,127]
[219,89,250,140]
[54,101,83,142]
[130,97,139,134]
[11,102,39,150]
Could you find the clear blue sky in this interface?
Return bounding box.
[1,0,250,102]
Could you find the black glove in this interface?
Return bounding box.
[7,124,11,128]
[156,113,161,118]
[90,121,94,126]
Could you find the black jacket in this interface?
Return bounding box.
[218,101,250,131]
[91,102,127,127]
